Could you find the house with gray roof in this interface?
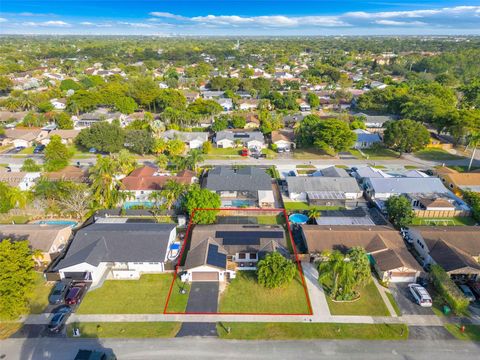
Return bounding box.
[159,130,208,150]
[354,113,397,130]
[203,166,274,208]
[353,129,382,149]
[214,130,266,150]
[54,222,176,287]
[182,224,288,282]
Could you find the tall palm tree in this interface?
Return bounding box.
[112,149,137,175]
[318,250,355,300]
[308,209,320,223]
[184,149,204,171]
[467,131,480,171]
[160,180,187,210]
[89,156,122,209]
[3,97,21,111]
[17,92,36,111]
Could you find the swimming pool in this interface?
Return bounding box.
[34,220,78,228]
[123,201,155,210]
[289,213,309,224]
[222,199,255,207]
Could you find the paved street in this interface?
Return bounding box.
[1,337,480,360]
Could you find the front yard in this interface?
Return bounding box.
[219,270,310,314]
[322,280,390,316]
[77,274,188,314]
[217,322,408,340]
[444,324,480,341]
[66,322,181,338]
[28,272,53,314]
[293,147,332,159]
[414,148,467,161]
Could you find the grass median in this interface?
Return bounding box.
[217,322,408,340]
[66,322,181,338]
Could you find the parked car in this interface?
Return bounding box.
[65,283,87,305]
[74,350,117,360]
[48,305,72,332]
[459,284,476,302]
[48,280,71,305]
[88,147,97,153]
[467,281,480,297]
[408,283,433,307]
[33,144,45,154]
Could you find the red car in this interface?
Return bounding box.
[65,283,86,305]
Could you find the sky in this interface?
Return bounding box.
[0,1,479,36]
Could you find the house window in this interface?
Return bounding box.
[249,253,257,260]
[238,253,246,260]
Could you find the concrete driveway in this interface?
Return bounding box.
[185,282,219,313]
[389,283,434,315]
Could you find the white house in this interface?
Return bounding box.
[216,98,233,111]
[159,130,208,150]
[50,98,67,110]
[54,222,177,287]
[215,130,265,150]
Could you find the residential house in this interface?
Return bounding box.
[216,98,233,111]
[0,111,28,125]
[201,90,225,99]
[237,99,259,111]
[298,101,311,112]
[203,166,274,208]
[159,130,208,150]
[0,224,72,265]
[50,98,67,110]
[182,224,288,282]
[407,227,480,281]
[214,130,266,150]
[44,165,88,183]
[0,171,41,190]
[271,129,295,152]
[3,128,48,148]
[54,222,177,286]
[286,167,363,208]
[40,129,80,145]
[436,167,480,195]
[301,225,422,282]
[354,113,396,132]
[121,166,197,203]
[182,90,200,103]
[353,129,382,149]
[364,176,470,217]
[283,113,305,128]
[73,108,125,129]
[244,113,260,129]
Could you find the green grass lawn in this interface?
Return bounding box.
[19,146,34,155]
[261,148,277,159]
[293,147,332,159]
[0,322,22,340]
[404,165,418,170]
[219,271,310,314]
[205,147,242,159]
[28,272,53,314]
[323,280,390,316]
[411,217,476,226]
[414,148,466,161]
[386,292,402,316]
[444,324,480,341]
[77,274,186,314]
[349,148,399,160]
[0,215,31,224]
[164,278,191,313]
[296,165,317,169]
[256,214,286,225]
[284,202,344,211]
[66,322,181,338]
[217,322,408,340]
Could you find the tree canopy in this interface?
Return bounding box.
[383,119,430,154]
[183,185,221,224]
[257,252,297,289]
[385,195,414,228]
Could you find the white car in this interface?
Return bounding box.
[408,283,432,307]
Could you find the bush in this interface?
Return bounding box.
[430,264,469,315]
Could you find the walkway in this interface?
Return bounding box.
[371,277,397,317]
[301,262,330,317]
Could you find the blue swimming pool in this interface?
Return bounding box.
[222,199,255,207]
[123,201,155,210]
[289,213,309,224]
[34,220,78,228]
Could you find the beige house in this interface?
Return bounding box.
[2,128,48,148]
[0,224,73,265]
[40,129,80,145]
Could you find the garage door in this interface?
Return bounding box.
[390,272,417,283]
[192,272,219,281]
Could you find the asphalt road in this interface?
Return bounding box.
[1,338,480,360]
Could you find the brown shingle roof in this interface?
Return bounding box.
[0,224,72,252]
[44,165,87,182]
[445,173,480,187]
[301,225,421,272]
[271,129,295,143]
[412,226,480,257]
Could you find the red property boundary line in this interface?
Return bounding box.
[163,207,313,316]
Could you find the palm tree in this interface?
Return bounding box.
[17,92,36,111]
[160,180,188,210]
[318,250,355,300]
[89,156,122,209]
[308,209,320,223]
[3,97,21,111]
[467,131,480,171]
[112,149,137,175]
[184,149,204,171]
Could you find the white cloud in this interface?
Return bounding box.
[118,21,155,28]
[190,15,348,27]
[22,20,71,27]
[80,22,94,26]
[345,6,480,19]
[43,21,69,27]
[374,20,427,26]
[0,18,7,23]
[149,12,187,21]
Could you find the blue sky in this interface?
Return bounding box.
[1,1,479,35]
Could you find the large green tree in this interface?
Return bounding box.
[183,185,221,224]
[0,240,35,320]
[257,252,296,289]
[44,135,73,171]
[385,195,414,228]
[76,122,125,153]
[125,129,154,155]
[383,119,430,154]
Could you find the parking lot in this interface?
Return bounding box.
[389,283,434,316]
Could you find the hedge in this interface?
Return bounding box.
[430,264,470,315]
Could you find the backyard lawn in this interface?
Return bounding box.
[444,324,480,341]
[29,272,53,314]
[323,280,390,316]
[284,201,344,211]
[414,148,466,161]
[219,271,310,314]
[77,274,187,314]
[411,217,476,226]
[66,322,181,338]
[256,214,286,225]
[217,322,408,340]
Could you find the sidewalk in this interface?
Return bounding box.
[301,262,331,317]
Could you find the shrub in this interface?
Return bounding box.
[430,264,469,315]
